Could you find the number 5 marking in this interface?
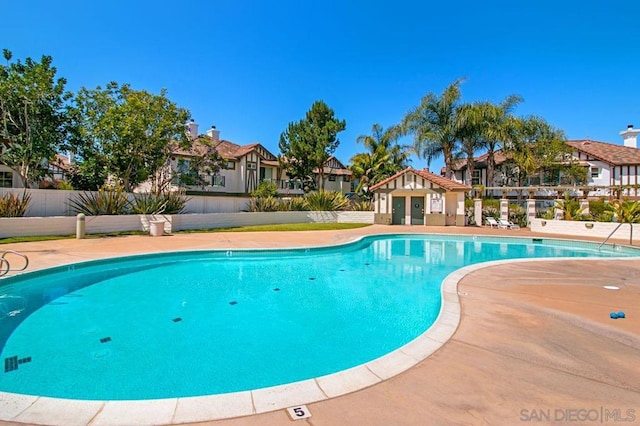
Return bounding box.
[286,405,311,420]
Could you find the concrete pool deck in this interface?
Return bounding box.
[1,225,639,425]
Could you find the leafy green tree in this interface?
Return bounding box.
[401,79,464,178]
[67,81,190,192]
[349,123,409,199]
[505,116,585,187]
[0,49,71,187]
[278,100,346,191]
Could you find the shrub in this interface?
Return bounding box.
[589,198,608,219]
[278,197,308,211]
[69,187,131,215]
[252,181,278,198]
[0,191,31,217]
[131,190,189,215]
[350,200,373,211]
[161,190,189,214]
[131,193,168,215]
[248,196,280,212]
[304,191,349,211]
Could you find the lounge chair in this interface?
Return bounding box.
[498,218,520,229]
[486,217,499,228]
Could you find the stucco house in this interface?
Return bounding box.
[167,122,352,196]
[448,125,640,197]
[0,153,71,189]
[370,167,471,226]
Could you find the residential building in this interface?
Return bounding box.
[166,122,352,196]
[448,125,640,197]
[0,154,71,189]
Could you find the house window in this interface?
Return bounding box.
[0,172,12,188]
[590,167,599,178]
[343,175,350,182]
[212,175,225,187]
[328,175,336,181]
[247,162,257,170]
[225,161,235,170]
[471,169,481,186]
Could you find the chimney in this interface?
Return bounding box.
[206,125,220,140]
[621,124,640,148]
[186,119,199,140]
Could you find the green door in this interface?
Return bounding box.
[392,197,405,225]
[411,196,424,225]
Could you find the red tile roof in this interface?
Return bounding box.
[566,139,640,165]
[171,137,268,161]
[370,167,471,192]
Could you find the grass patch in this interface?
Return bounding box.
[0,223,371,244]
[175,223,372,233]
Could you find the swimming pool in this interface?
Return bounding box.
[0,234,637,402]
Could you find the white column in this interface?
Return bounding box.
[474,198,482,227]
[500,198,509,221]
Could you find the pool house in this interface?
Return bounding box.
[370,168,471,226]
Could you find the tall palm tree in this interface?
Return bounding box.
[482,94,523,188]
[456,101,493,186]
[401,79,464,178]
[350,123,410,199]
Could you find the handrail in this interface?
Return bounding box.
[597,222,624,251]
[0,258,9,277]
[0,250,29,274]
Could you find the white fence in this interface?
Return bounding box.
[0,212,375,238]
[529,218,638,243]
[0,188,249,217]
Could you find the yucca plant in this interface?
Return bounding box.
[69,187,131,215]
[0,191,31,217]
[304,191,349,211]
[248,196,280,212]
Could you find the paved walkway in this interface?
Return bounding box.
[1,226,639,425]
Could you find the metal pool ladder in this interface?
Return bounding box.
[0,250,29,277]
[597,222,623,251]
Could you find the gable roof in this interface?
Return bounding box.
[370,167,471,192]
[566,139,640,166]
[171,136,276,161]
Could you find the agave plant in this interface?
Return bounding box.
[304,191,349,211]
[0,191,31,217]
[69,187,131,215]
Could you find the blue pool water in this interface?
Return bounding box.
[0,234,636,400]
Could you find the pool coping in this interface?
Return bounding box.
[1,235,638,425]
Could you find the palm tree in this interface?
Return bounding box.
[607,199,640,244]
[350,124,410,199]
[481,94,523,188]
[401,79,464,178]
[456,101,493,187]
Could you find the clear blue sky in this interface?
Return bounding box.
[3,0,639,172]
